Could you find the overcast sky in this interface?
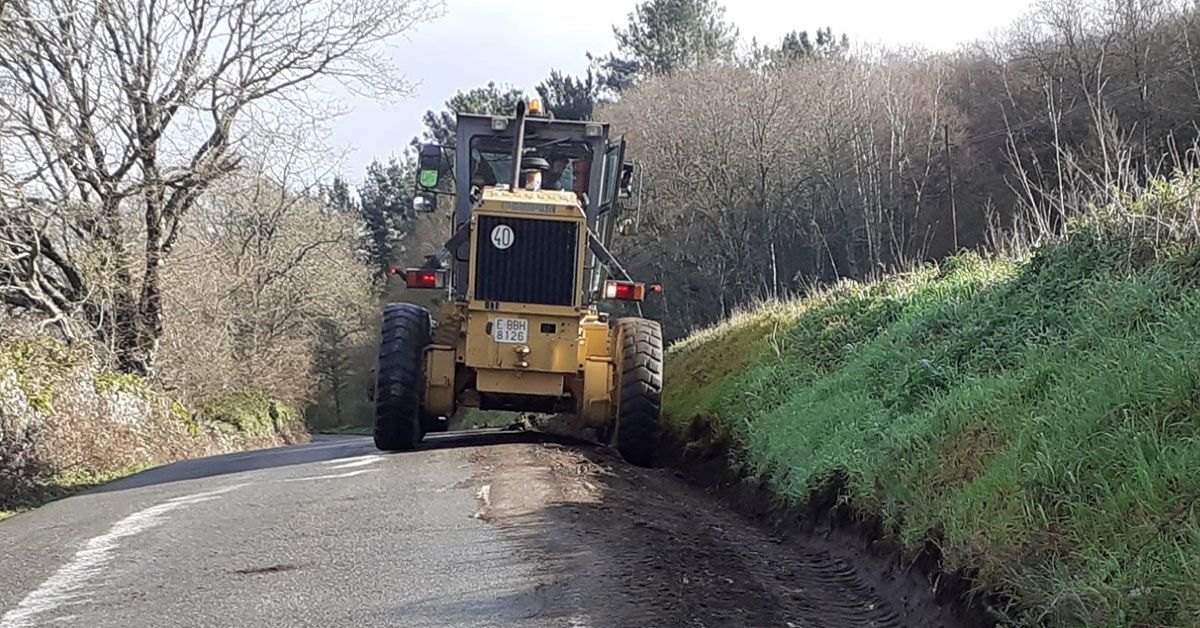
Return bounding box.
[329,0,1033,179]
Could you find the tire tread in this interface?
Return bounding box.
[614,317,664,467]
[373,303,431,451]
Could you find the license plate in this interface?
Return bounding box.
[492,318,528,344]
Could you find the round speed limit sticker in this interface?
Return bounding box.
[490,224,515,249]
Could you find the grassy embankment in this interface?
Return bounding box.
[663,175,1200,626]
[0,338,307,521]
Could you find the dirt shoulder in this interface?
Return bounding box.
[470,441,966,628]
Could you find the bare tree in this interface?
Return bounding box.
[0,0,441,374]
[159,160,376,410]
[603,54,961,336]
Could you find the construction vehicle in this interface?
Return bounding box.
[372,99,663,466]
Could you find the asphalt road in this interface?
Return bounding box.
[0,431,963,628]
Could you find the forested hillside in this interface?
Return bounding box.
[602,0,1200,339]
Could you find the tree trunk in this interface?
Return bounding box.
[106,245,164,376]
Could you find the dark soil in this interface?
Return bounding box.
[663,444,1004,627]
[470,441,979,627]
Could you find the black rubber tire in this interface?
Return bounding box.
[373,303,431,451]
[614,317,664,467]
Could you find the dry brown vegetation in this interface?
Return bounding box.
[0,0,443,502]
[0,0,440,371]
[604,0,1200,339]
[0,328,309,512]
[158,163,376,413]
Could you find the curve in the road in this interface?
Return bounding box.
[0,431,962,627]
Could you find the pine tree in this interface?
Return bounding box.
[417,82,526,146]
[324,176,358,215]
[778,28,849,61]
[357,157,416,280]
[536,70,598,120]
[595,0,738,93]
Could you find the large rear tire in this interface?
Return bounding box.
[614,318,664,467]
[373,303,431,451]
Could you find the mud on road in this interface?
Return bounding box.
[469,441,966,628]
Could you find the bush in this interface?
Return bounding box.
[199,390,303,437]
[0,335,308,514]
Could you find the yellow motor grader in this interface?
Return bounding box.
[373,99,663,466]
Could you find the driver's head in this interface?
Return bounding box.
[520,156,550,191]
[523,170,543,191]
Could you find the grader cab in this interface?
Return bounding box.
[372,100,663,466]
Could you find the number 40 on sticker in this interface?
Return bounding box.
[490,224,514,250]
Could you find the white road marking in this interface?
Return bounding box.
[0,485,244,628]
[325,455,382,470]
[281,469,374,482]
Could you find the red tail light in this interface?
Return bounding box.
[603,280,646,302]
[403,268,446,289]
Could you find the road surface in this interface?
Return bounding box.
[0,431,962,627]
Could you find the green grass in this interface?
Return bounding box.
[94,372,155,398]
[664,179,1200,625]
[2,342,308,521]
[199,390,301,436]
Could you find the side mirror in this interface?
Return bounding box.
[618,163,635,198]
[618,217,637,236]
[412,193,437,213]
[417,144,446,191]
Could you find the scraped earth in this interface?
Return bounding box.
[470,441,965,628]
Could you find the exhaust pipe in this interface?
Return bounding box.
[508,101,528,191]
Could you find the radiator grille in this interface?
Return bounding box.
[474,215,578,306]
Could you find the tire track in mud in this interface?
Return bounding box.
[470,441,963,628]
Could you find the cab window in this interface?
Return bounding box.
[468,136,593,195]
[600,148,621,206]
